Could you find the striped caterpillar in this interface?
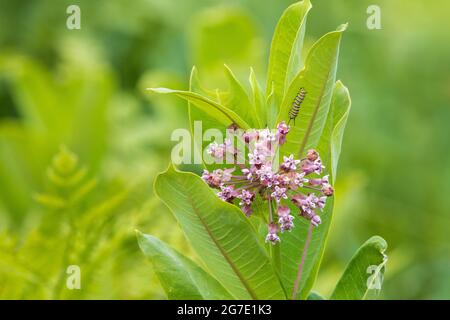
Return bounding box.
[288,88,307,124]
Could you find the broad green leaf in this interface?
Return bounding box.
[249,68,266,127]
[147,87,250,130]
[222,65,260,128]
[316,80,351,183]
[154,165,286,300]
[307,291,326,300]
[137,231,233,300]
[330,236,388,300]
[266,0,312,111]
[279,80,351,299]
[277,24,347,159]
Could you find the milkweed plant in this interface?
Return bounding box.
[137,0,387,300]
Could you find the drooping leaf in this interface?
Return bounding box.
[154,165,286,300]
[279,80,351,300]
[266,0,312,112]
[186,67,236,172]
[330,236,388,300]
[137,231,233,300]
[277,24,347,159]
[147,87,250,130]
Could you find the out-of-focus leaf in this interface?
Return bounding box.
[330,236,388,300]
[189,6,262,75]
[266,0,312,111]
[137,231,233,300]
[154,165,286,300]
[33,194,66,209]
[277,24,347,159]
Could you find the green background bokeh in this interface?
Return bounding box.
[0,0,449,299]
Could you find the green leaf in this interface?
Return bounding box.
[137,231,233,300]
[222,65,260,128]
[277,24,347,159]
[266,0,312,111]
[249,68,266,127]
[154,165,286,300]
[147,87,250,130]
[316,80,351,183]
[330,236,388,300]
[307,291,326,300]
[279,80,351,300]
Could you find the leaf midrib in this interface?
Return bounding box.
[186,192,259,300]
[179,92,249,129]
[297,53,337,158]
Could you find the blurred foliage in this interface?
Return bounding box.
[0,0,449,299]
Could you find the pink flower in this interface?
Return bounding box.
[309,174,329,186]
[207,142,225,160]
[241,205,253,217]
[237,190,255,206]
[293,193,323,227]
[311,215,321,227]
[242,167,257,181]
[243,130,258,144]
[307,149,319,161]
[257,165,275,187]
[217,185,238,202]
[271,186,287,202]
[202,168,235,188]
[276,121,290,145]
[280,154,301,172]
[321,183,334,197]
[278,205,294,232]
[301,158,324,175]
[248,150,266,166]
[202,122,333,240]
[265,222,280,244]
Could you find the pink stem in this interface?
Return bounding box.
[291,222,314,300]
[268,198,273,222]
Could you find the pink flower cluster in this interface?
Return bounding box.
[201,121,333,245]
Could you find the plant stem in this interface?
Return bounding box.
[269,200,281,272]
[268,198,273,222]
[291,222,314,300]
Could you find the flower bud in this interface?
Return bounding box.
[306,149,319,161]
[321,183,334,197]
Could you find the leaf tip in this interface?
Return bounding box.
[366,235,388,253]
[337,23,348,32]
[146,87,171,94]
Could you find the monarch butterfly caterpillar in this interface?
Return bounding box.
[288,88,307,124]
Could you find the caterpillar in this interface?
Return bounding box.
[288,88,307,124]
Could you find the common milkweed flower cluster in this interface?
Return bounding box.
[202,121,334,245]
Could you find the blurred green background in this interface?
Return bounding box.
[0,0,449,299]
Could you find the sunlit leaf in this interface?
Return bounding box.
[266,0,312,111]
[137,231,233,300]
[279,80,351,299]
[147,87,250,130]
[154,165,286,299]
[277,24,347,159]
[330,236,388,300]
